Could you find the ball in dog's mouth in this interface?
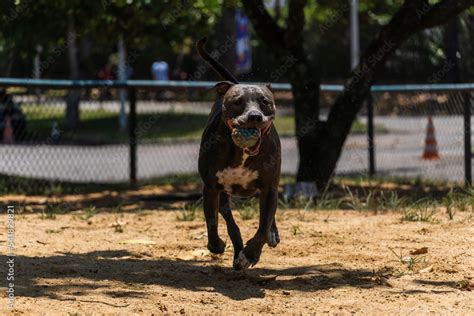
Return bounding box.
[231,126,261,149]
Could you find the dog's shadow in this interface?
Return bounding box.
[3,250,380,301]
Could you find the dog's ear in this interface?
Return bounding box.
[213,81,234,96]
[265,83,273,93]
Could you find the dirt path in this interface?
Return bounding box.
[1,209,473,314]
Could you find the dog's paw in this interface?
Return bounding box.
[234,240,263,271]
[233,250,251,271]
[267,230,280,248]
[207,238,226,254]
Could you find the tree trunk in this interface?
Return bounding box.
[468,15,474,78]
[243,0,472,190]
[311,16,413,189]
[288,53,321,182]
[216,0,236,75]
[2,51,14,77]
[65,13,80,131]
[292,1,471,189]
[443,17,460,82]
[274,0,281,23]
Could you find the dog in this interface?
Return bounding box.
[197,38,281,270]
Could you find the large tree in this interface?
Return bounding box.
[242,0,474,189]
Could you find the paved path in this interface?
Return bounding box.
[0,116,469,183]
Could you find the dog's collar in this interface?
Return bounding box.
[225,120,272,156]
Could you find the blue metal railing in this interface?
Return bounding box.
[371,83,474,92]
[1,77,474,92]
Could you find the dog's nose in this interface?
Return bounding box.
[248,111,263,122]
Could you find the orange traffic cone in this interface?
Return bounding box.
[422,116,439,160]
[3,116,14,144]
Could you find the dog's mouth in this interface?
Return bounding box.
[226,119,271,156]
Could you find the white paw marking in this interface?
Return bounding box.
[217,153,258,193]
[234,250,251,270]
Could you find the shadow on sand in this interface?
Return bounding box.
[1,250,389,302]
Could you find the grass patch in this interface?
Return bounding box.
[0,173,129,195]
[3,170,473,223]
[401,200,438,222]
[24,106,211,143]
[235,198,259,220]
[22,106,384,143]
[41,204,70,220]
[388,247,428,276]
[80,206,98,221]
[1,172,287,196]
[290,225,302,235]
[177,200,202,221]
[351,120,386,134]
[278,184,410,213]
[0,173,201,195]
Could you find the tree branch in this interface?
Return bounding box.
[241,0,285,52]
[358,0,473,63]
[317,0,473,186]
[285,0,307,48]
[340,0,473,112]
[416,0,473,30]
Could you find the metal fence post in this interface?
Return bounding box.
[129,88,137,186]
[367,91,376,176]
[464,91,472,187]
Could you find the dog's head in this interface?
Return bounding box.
[214,81,276,132]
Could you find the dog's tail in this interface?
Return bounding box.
[196,37,239,84]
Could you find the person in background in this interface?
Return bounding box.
[151,60,169,81]
[151,60,170,100]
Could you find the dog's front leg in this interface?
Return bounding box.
[218,192,245,270]
[203,186,226,254]
[234,188,278,270]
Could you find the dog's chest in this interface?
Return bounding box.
[216,154,258,193]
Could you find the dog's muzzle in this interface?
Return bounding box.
[226,119,272,156]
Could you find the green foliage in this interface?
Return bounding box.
[0,0,222,77]
[401,200,438,222]
[233,197,259,220]
[41,204,70,219]
[343,188,409,212]
[177,200,202,221]
[388,246,428,275]
[290,225,302,235]
[298,1,472,81]
[2,0,472,80]
[378,191,408,212]
[80,206,98,221]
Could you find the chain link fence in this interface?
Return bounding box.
[0,79,472,194]
[369,89,472,184]
[0,87,128,187]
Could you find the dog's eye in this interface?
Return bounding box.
[234,99,242,106]
[261,98,271,106]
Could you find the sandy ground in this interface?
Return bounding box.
[0,207,473,315]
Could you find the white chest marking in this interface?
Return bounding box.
[216,153,258,192]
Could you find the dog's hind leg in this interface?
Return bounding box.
[218,192,245,270]
[267,219,280,248]
[203,186,226,254]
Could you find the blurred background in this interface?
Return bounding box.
[0,0,473,196]
[1,1,473,82]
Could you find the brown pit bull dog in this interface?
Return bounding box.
[197,38,281,270]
